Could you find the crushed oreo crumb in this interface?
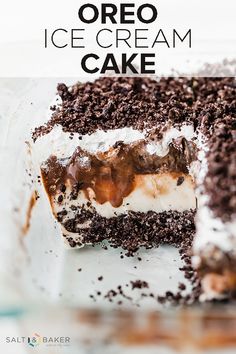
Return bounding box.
[177,176,185,186]
[60,208,195,255]
[130,280,149,290]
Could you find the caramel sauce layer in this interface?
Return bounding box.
[41,139,196,208]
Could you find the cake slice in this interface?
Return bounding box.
[32,77,236,300]
[193,114,236,300]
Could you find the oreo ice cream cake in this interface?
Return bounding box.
[32,77,236,300]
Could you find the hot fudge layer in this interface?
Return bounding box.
[41,138,196,209]
[33,77,236,300]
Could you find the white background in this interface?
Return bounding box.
[0,0,235,76]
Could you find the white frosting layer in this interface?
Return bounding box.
[35,125,145,162]
[35,124,195,161]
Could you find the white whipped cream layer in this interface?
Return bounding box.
[34,123,195,162]
[194,197,236,254]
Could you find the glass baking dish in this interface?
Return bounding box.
[0,78,236,353]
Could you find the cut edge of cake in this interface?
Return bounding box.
[32,77,236,300]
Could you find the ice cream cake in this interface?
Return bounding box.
[32,77,236,300]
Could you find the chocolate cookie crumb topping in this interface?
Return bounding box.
[34,77,236,222]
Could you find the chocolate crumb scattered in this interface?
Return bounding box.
[58,195,63,203]
[177,176,185,186]
[131,280,149,290]
[60,184,66,193]
[178,282,186,291]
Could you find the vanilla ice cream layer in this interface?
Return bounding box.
[50,173,196,219]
